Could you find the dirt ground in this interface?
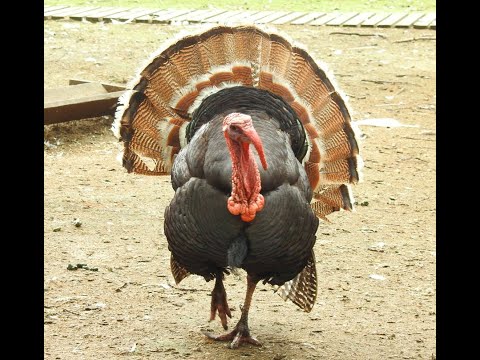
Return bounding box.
[44,19,436,360]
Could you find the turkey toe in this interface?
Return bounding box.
[209,273,232,329]
[202,327,262,349]
[209,290,232,330]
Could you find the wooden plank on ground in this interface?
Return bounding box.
[194,9,229,22]
[45,91,124,125]
[342,12,375,26]
[69,79,126,92]
[68,7,104,19]
[46,6,90,18]
[430,20,436,29]
[45,83,107,104]
[44,5,70,14]
[377,12,409,27]
[413,13,436,28]
[243,11,277,23]
[105,8,160,21]
[291,12,325,25]
[170,9,215,22]
[83,7,130,20]
[152,9,197,23]
[44,84,125,125]
[170,10,205,21]
[271,11,307,25]
[394,12,426,28]
[135,9,172,23]
[226,11,259,23]
[360,12,390,27]
[254,11,291,24]
[205,10,244,23]
[309,12,341,26]
[326,12,359,26]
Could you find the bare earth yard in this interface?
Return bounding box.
[44,20,436,360]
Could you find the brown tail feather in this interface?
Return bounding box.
[170,255,190,285]
[311,184,354,220]
[113,24,363,221]
[276,250,317,312]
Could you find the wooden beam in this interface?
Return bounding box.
[68,79,126,92]
[45,83,107,104]
[44,91,124,125]
[44,82,126,125]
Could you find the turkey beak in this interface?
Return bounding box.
[243,128,268,170]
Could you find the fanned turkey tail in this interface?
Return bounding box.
[113,24,363,311]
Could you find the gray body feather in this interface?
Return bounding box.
[165,107,319,285]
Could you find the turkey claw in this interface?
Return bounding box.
[202,328,262,349]
[210,283,232,330]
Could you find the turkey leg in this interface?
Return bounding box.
[203,274,262,348]
[210,272,232,330]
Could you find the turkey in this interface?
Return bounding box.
[113,24,362,348]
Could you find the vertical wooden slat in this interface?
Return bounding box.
[394,13,426,28]
[291,12,326,25]
[271,12,308,25]
[377,13,409,28]
[194,9,229,22]
[326,12,359,26]
[227,11,260,23]
[104,8,161,21]
[342,12,375,27]
[44,5,70,15]
[167,9,208,22]
[135,9,173,23]
[204,10,244,23]
[413,13,436,28]
[82,7,130,21]
[68,7,104,19]
[360,13,390,27]
[309,12,341,26]
[254,11,290,24]
[46,6,91,18]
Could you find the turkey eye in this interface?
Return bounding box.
[230,125,239,132]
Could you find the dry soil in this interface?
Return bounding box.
[44,20,436,360]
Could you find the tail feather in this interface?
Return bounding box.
[276,250,317,312]
[311,184,354,220]
[113,24,363,220]
[170,255,190,285]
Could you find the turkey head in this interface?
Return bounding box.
[223,113,268,222]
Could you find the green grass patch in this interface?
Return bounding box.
[45,0,436,13]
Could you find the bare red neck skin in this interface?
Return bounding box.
[223,113,268,222]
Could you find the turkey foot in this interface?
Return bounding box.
[204,274,261,349]
[202,317,262,349]
[210,273,232,330]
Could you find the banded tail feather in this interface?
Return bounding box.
[170,255,190,285]
[113,24,362,222]
[275,251,317,312]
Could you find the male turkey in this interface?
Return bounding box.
[113,24,362,348]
